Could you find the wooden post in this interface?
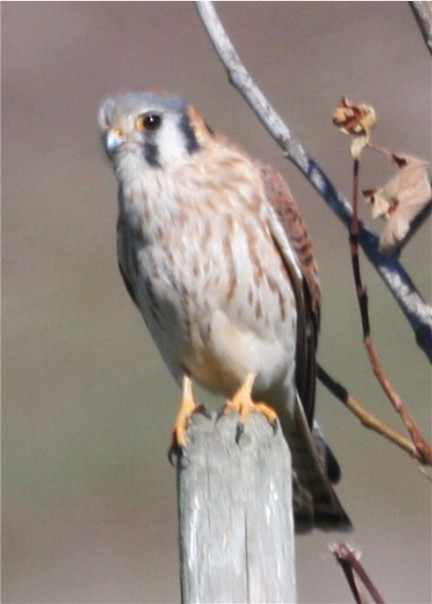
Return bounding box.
[176,411,296,603]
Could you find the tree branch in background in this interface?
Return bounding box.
[317,364,430,466]
[330,543,386,604]
[330,98,432,466]
[350,157,432,466]
[410,0,432,54]
[195,0,432,362]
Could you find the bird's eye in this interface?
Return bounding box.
[135,113,162,132]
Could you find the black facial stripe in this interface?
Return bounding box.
[179,112,200,154]
[143,141,160,167]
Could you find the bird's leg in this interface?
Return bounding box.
[170,375,209,462]
[224,373,278,440]
[172,375,198,451]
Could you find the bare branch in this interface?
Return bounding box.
[363,334,432,465]
[348,156,432,465]
[317,364,428,466]
[350,157,432,465]
[410,1,432,54]
[195,0,432,362]
[330,543,386,604]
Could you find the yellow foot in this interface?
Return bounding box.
[224,373,278,437]
[169,376,208,462]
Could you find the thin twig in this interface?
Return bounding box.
[363,335,432,465]
[332,549,368,604]
[194,0,432,362]
[350,159,370,339]
[349,158,432,466]
[317,365,425,464]
[410,1,432,54]
[331,543,386,604]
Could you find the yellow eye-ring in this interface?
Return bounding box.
[135,113,162,132]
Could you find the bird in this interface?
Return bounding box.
[98,90,352,533]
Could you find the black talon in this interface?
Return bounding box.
[196,404,211,419]
[168,403,211,467]
[235,421,245,444]
[167,445,178,466]
[168,443,188,467]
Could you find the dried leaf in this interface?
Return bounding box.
[332,97,376,159]
[363,188,390,219]
[363,154,431,254]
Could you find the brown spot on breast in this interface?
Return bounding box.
[154,224,163,241]
[166,248,174,266]
[246,226,265,284]
[192,261,200,278]
[265,270,290,322]
[255,300,263,320]
[279,291,288,322]
[223,216,238,301]
[141,206,150,226]
[266,274,279,293]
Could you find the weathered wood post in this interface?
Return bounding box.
[176,411,296,603]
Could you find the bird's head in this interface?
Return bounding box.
[98,91,214,174]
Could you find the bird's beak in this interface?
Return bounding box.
[105,128,126,156]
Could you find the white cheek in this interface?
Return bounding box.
[157,116,189,166]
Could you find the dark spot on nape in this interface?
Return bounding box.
[143,141,160,167]
[179,111,200,154]
[204,121,215,135]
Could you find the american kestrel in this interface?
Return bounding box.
[98,91,352,533]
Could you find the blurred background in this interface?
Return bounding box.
[3,3,431,603]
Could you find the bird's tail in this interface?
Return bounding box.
[279,395,352,534]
